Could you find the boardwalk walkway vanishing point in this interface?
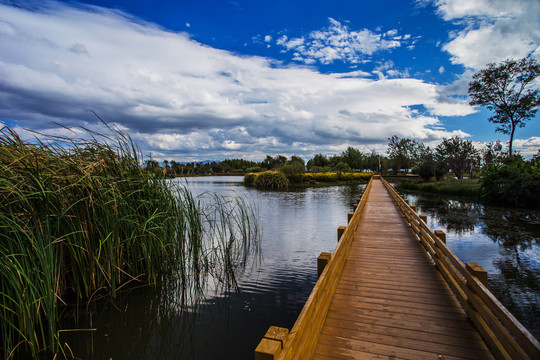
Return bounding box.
[255,176,540,360]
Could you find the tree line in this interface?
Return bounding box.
[144,135,540,180]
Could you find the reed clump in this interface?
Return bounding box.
[250,171,289,189]
[0,125,259,358]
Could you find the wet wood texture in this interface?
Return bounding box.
[312,179,494,360]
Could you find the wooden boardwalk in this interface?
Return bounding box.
[312,179,493,359]
[256,176,539,360]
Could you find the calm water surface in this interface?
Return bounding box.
[62,177,539,359]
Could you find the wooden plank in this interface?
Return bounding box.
[323,317,489,351]
[320,324,492,359]
[329,296,470,321]
[334,285,464,308]
[316,334,491,360]
[313,352,392,360]
[340,271,448,287]
[326,308,485,341]
[337,277,457,297]
[332,288,465,312]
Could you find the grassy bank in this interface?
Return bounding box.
[0,125,259,359]
[395,179,481,198]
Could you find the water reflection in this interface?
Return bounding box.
[403,191,540,339]
[482,208,540,250]
[60,176,365,359]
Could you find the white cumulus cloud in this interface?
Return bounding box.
[275,18,410,65]
[0,1,472,161]
[513,137,540,158]
[429,0,540,69]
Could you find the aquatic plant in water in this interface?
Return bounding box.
[0,124,260,359]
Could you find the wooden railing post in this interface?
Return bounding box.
[435,230,446,244]
[466,262,488,288]
[255,326,289,360]
[410,205,416,212]
[419,214,427,224]
[317,252,331,277]
[347,212,353,222]
[337,226,346,242]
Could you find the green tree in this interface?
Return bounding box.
[416,146,447,181]
[436,137,480,179]
[312,153,329,167]
[288,155,305,167]
[366,151,381,172]
[341,147,364,170]
[531,149,540,166]
[468,57,540,156]
[481,157,540,208]
[280,155,306,183]
[307,153,329,171]
[387,136,423,173]
[328,154,345,170]
[334,161,352,173]
[262,155,287,170]
[482,141,504,166]
[143,159,162,176]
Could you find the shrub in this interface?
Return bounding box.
[306,172,339,182]
[396,181,421,192]
[245,166,263,173]
[396,179,480,198]
[243,172,257,186]
[338,172,373,181]
[419,182,440,192]
[254,171,289,189]
[279,163,305,184]
[481,158,540,208]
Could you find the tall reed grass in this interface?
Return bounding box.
[0,124,259,358]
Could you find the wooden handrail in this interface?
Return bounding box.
[381,177,540,360]
[255,175,376,360]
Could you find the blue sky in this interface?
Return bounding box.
[0,0,539,161]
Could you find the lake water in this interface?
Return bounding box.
[61,176,539,359]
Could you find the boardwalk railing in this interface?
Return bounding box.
[381,177,540,360]
[255,175,377,360]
